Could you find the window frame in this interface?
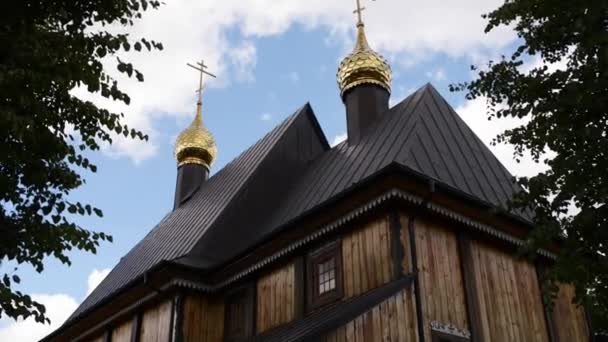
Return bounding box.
[223,283,255,342]
[306,240,343,310]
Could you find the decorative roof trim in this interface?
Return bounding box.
[212,187,554,291]
[424,201,556,259]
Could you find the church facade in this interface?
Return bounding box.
[44,6,590,342]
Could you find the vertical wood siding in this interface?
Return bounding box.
[470,240,549,342]
[140,300,172,342]
[320,287,419,342]
[399,214,412,274]
[256,262,295,333]
[111,319,132,342]
[182,294,224,342]
[552,284,589,342]
[414,219,469,342]
[342,215,397,300]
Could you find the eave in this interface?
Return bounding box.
[45,161,558,341]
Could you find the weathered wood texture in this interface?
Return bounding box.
[470,240,549,342]
[111,319,132,342]
[140,300,172,342]
[181,294,224,342]
[552,283,589,342]
[320,287,419,342]
[413,218,469,342]
[256,262,295,333]
[399,214,412,274]
[342,215,398,300]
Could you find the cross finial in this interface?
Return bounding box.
[187,59,217,106]
[353,0,374,27]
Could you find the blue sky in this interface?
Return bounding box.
[1,1,549,340]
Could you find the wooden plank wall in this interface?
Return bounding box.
[256,262,295,333]
[552,283,589,342]
[140,300,172,342]
[341,215,397,300]
[182,293,224,342]
[111,319,133,342]
[320,287,419,342]
[399,214,412,274]
[470,240,549,342]
[413,218,469,342]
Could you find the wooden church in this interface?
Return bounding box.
[44,3,591,342]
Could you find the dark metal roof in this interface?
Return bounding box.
[266,83,531,234]
[64,83,530,327]
[67,103,328,321]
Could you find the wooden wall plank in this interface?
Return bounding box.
[458,233,483,342]
[111,319,132,342]
[413,218,469,342]
[552,283,590,342]
[470,240,551,342]
[340,215,395,301]
[139,300,172,342]
[181,294,224,342]
[399,214,411,274]
[255,261,295,333]
[319,287,419,341]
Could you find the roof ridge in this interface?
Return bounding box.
[65,103,311,324]
[182,104,310,249]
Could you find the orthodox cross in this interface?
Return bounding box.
[353,0,374,26]
[187,59,217,105]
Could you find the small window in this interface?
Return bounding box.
[224,285,254,342]
[307,241,343,310]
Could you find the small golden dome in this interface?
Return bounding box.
[174,105,217,168]
[337,23,392,97]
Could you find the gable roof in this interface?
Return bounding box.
[267,83,532,232]
[67,103,328,321]
[64,83,530,328]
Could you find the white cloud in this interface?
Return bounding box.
[426,68,446,82]
[455,97,548,178]
[87,268,111,296]
[331,132,347,147]
[260,113,272,121]
[0,294,78,342]
[0,268,112,342]
[79,0,514,164]
[228,40,257,83]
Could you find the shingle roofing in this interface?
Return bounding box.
[65,83,530,325]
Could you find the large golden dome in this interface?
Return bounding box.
[174,105,217,168]
[337,23,392,97]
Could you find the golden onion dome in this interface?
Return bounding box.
[337,23,392,97]
[174,104,217,168]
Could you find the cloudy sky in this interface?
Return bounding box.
[1,0,547,340]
